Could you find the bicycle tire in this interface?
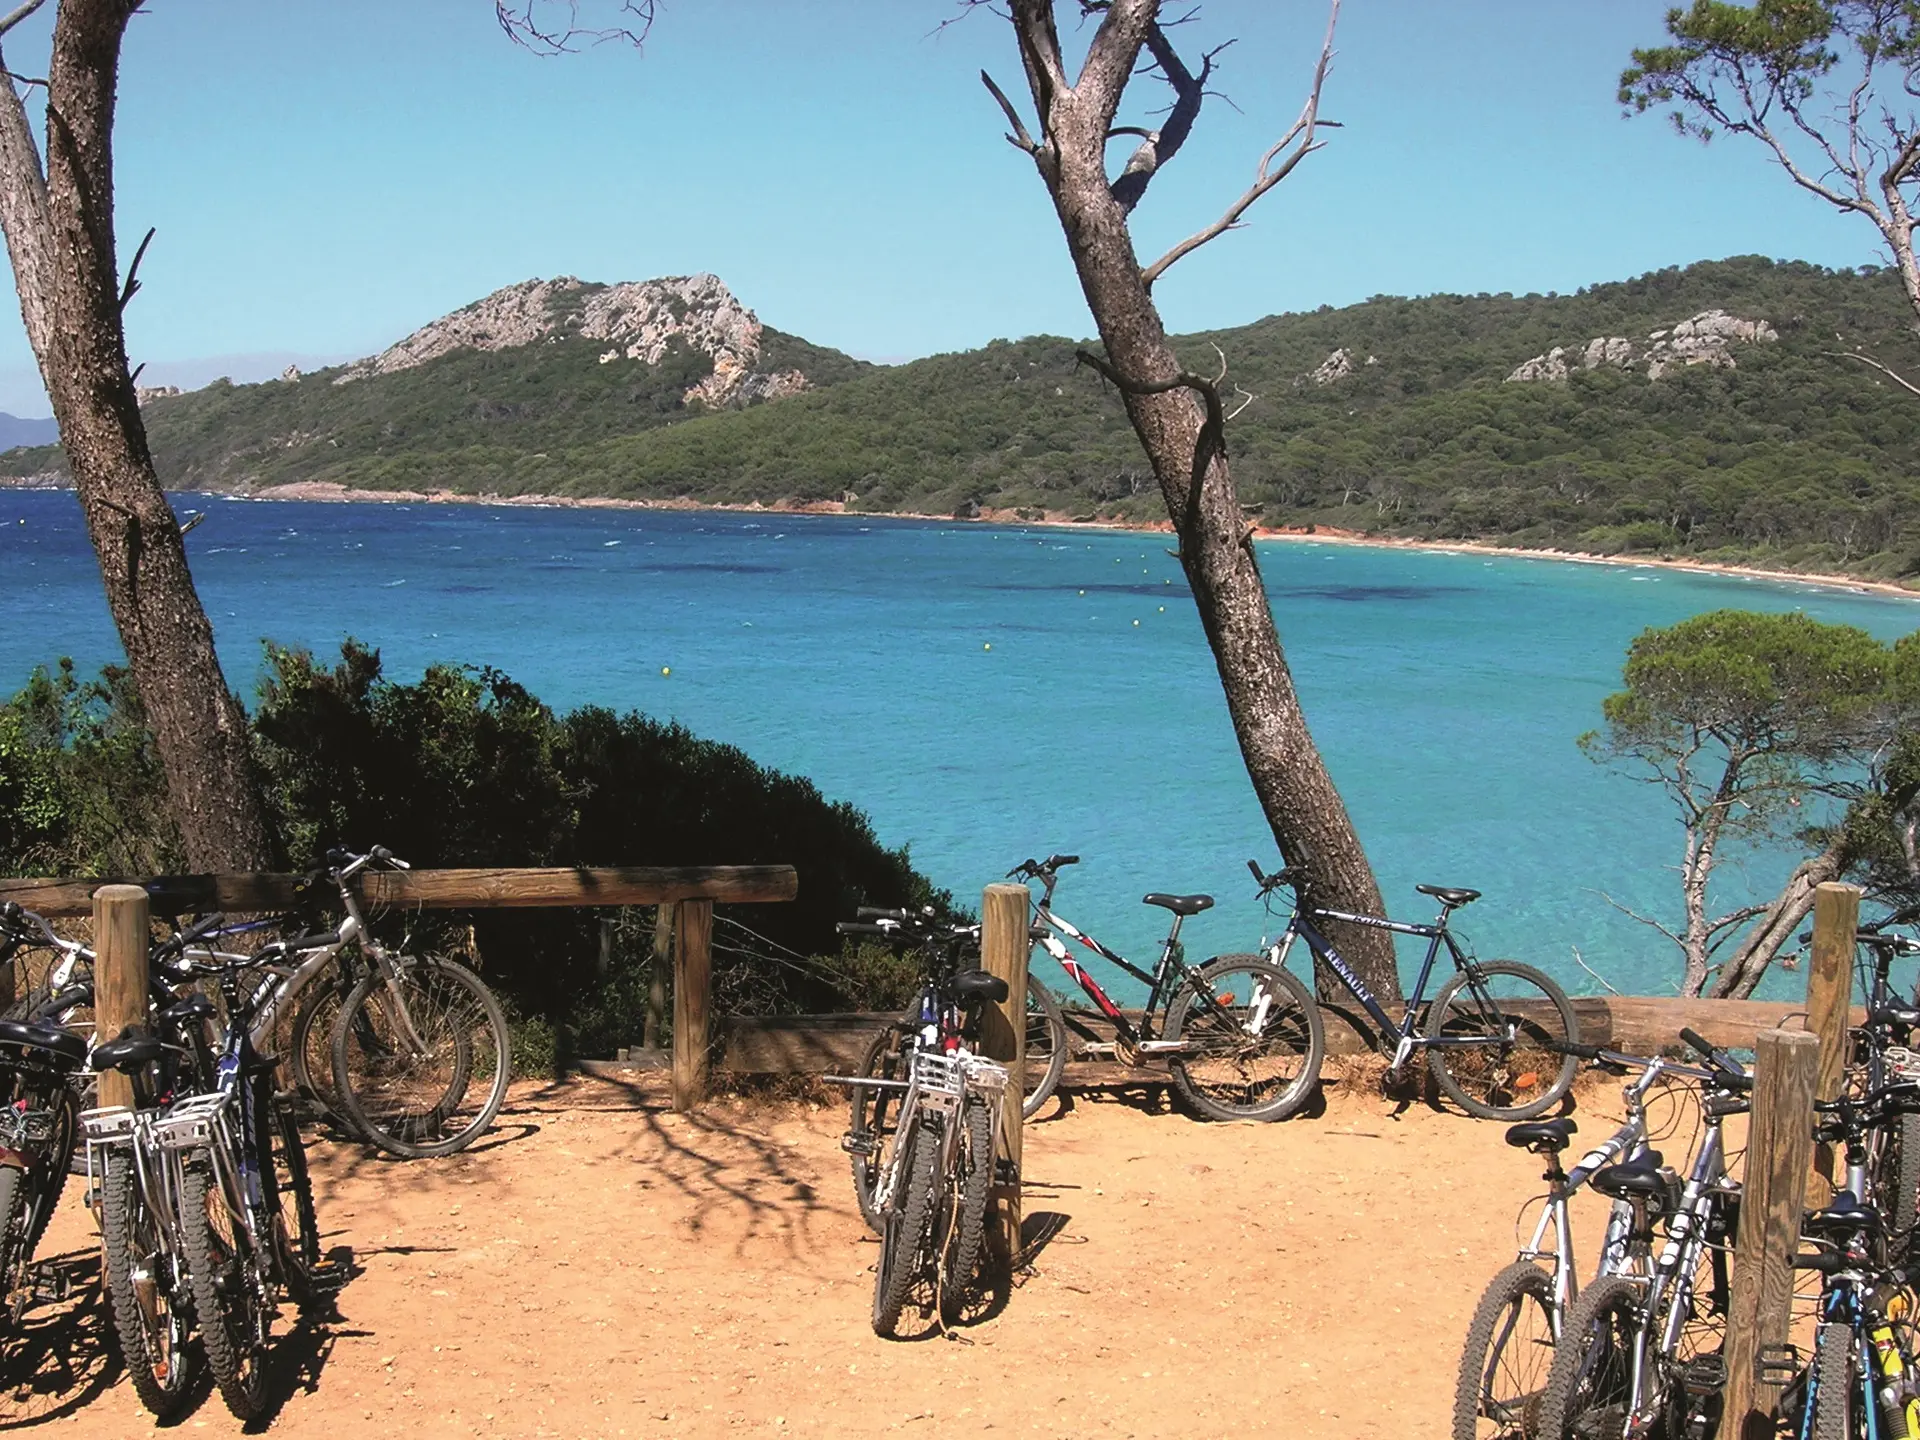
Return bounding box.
[1890,1112,1920,1269]
[98,1148,196,1418]
[266,1092,321,1306]
[1425,961,1579,1121]
[286,977,355,1134]
[330,956,510,1159]
[1451,1260,1557,1440]
[1537,1273,1647,1440]
[848,1026,906,1234]
[1811,1321,1857,1440]
[1022,975,1067,1117]
[941,1094,995,1324]
[18,1087,75,1263]
[181,1157,271,1421]
[0,1163,21,1312]
[872,1113,941,1338]
[1164,956,1324,1122]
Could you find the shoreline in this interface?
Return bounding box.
[17,475,1920,603]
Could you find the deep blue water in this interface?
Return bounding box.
[4,488,1917,1000]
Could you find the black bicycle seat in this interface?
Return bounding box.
[1870,1004,1920,1031]
[90,1028,168,1074]
[1591,1154,1672,1211]
[1807,1189,1880,1236]
[159,992,215,1025]
[1416,884,1481,907]
[1504,1118,1576,1153]
[0,1018,87,1068]
[1141,893,1213,916]
[945,969,1010,1006]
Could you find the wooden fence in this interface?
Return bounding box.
[2,865,798,1114]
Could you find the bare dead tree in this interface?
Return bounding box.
[0,0,276,870]
[982,0,1400,1002]
[495,0,655,55]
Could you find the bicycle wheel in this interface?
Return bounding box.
[181,1157,270,1421]
[18,1088,75,1262]
[1022,975,1067,1118]
[1452,1260,1557,1440]
[285,975,354,1132]
[941,1094,995,1324]
[265,1092,321,1306]
[1425,961,1579,1121]
[331,956,510,1159]
[872,1112,941,1338]
[1164,956,1324,1122]
[1885,1112,1920,1268]
[1810,1321,1858,1440]
[1538,1274,1649,1440]
[97,1148,196,1418]
[848,1026,908,1234]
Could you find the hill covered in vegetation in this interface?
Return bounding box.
[9,255,1920,579]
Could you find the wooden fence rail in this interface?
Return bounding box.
[8,865,797,1115]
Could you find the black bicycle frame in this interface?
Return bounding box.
[1282,906,1484,1045]
[1033,906,1213,1044]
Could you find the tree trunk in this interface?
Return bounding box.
[0,1,275,871]
[1004,2,1398,1003]
[1712,843,1845,1000]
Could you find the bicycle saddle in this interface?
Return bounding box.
[90,1027,169,1074]
[1504,1117,1576,1153]
[945,969,1010,1006]
[1870,1003,1920,1031]
[1142,893,1213,916]
[0,1018,87,1068]
[159,991,215,1025]
[1806,1189,1880,1236]
[1591,1154,1674,1213]
[1416,884,1481,907]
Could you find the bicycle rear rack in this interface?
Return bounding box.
[151,1092,229,1152]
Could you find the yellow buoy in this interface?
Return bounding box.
[1132,619,1140,627]
[1158,606,1165,612]
[661,666,671,676]
[983,642,992,651]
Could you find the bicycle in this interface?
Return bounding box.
[1246,857,1580,1120]
[829,912,1011,1335]
[0,1014,88,1329]
[1453,1040,1724,1440]
[1534,1029,1754,1440]
[1011,854,1322,1121]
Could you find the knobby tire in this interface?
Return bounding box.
[98,1148,196,1418]
[872,1115,940,1338]
[941,1094,995,1324]
[1165,956,1324,1122]
[1451,1260,1557,1440]
[1425,961,1579,1121]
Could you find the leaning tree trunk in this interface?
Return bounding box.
[1004,2,1397,1002]
[0,0,275,870]
[1712,843,1845,999]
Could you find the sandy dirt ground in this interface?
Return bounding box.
[1,1071,1642,1438]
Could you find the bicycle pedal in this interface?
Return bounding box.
[840,1133,875,1157]
[30,1264,70,1305]
[1757,1342,1801,1382]
[1680,1353,1727,1396]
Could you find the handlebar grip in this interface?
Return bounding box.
[1050,854,1079,867]
[856,906,913,922]
[1547,1038,1602,1060]
[1247,859,1266,883]
[835,921,890,937]
[1678,1028,1717,1061]
[1793,1252,1845,1274]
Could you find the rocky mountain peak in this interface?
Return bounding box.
[334,272,807,407]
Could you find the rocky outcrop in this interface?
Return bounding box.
[335,272,807,409]
[1507,309,1779,383]
[1302,347,1379,386]
[135,384,182,405]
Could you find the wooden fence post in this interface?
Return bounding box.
[978,883,1031,1266]
[646,903,671,1052]
[1806,882,1861,1103]
[671,898,713,1113]
[93,884,149,1112]
[1722,1027,1820,1438]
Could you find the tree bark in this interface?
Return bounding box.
[1001,1,1398,1002]
[0,1,275,870]
[1712,844,1845,1000]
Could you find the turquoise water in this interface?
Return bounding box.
[3,489,1917,1000]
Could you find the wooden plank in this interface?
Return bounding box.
[672,898,714,1113]
[93,885,149,1112]
[1602,996,1860,1054]
[978,883,1030,1265]
[0,864,798,917]
[1806,882,1861,1103]
[1722,1028,1819,1438]
[720,1013,889,1073]
[645,904,670,1052]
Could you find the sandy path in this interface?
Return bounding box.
[3,1075,1613,1437]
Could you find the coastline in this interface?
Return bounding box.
[23,475,1920,603]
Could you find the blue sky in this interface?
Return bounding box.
[0,0,1875,415]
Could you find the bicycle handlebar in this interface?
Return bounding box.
[1006,854,1078,880]
[1679,1027,1750,1085]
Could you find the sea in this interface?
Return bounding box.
[4,488,1917,1003]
